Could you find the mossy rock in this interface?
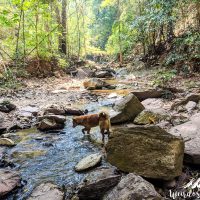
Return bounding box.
[134,110,169,125]
[106,126,184,180]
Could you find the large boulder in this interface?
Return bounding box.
[170,113,200,164]
[75,153,102,172]
[0,101,16,113]
[110,93,145,124]
[106,126,184,180]
[27,183,64,200]
[0,169,21,197]
[103,173,162,200]
[76,168,121,200]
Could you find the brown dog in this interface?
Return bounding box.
[72,112,111,142]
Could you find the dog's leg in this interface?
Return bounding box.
[107,129,110,139]
[87,128,91,135]
[101,129,105,143]
[82,128,86,134]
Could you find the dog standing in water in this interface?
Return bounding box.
[72,112,111,142]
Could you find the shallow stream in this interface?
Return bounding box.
[5,100,115,200]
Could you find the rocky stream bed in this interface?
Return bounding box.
[0,68,200,200]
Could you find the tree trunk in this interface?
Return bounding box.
[55,5,63,54]
[117,0,123,65]
[61,0,67,55]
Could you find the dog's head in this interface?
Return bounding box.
[72,118,78,128]
[99,112,109,120]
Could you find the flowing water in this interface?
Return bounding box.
[3,75,138,200]
[5,101,115,200]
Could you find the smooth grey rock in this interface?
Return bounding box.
[170,113,200,164]
[103,173,162,200]
[27,183,64,200]
[185,101,197,112]
[0,169,20,197]
[77,168,121,200]
[75,153,102,172]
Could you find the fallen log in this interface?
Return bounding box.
[132,89,174,101]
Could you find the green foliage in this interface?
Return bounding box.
[0,0,199,75]
[165,52,185,66]
[0,68,20,89]
[164,30,200,72]
[58,57,69,68]
[90,0,117,50]
[152,69,177,86]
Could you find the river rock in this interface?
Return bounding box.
[0,169,21,197]
[171,94,200,110]
[83,78,111,90]
[0,147,5,157]
[0,127,7,134]
[132,89,173,101]
[185,101,197,112]
[103,173,162,200]
[141,98,167,113]
[0,101,16,113]
[43,104,66,115]
[28,183,64,200]
[37,117,65,131]
[110,93,144,124]
[0,138,15,146]
[75,153,102,172]
[39,115,66,124]
[106,126,184,180]
[18,106,39,117]
[65,107,87,116]
[134,109,169,125]
[95,70,113,78]
[170,113,200,164]
[0,147,6,165]
[12,150,45,160]
[76,68,95,78]
[44,104,86,116]
[0,113,4,124]
[77,168,121,200]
